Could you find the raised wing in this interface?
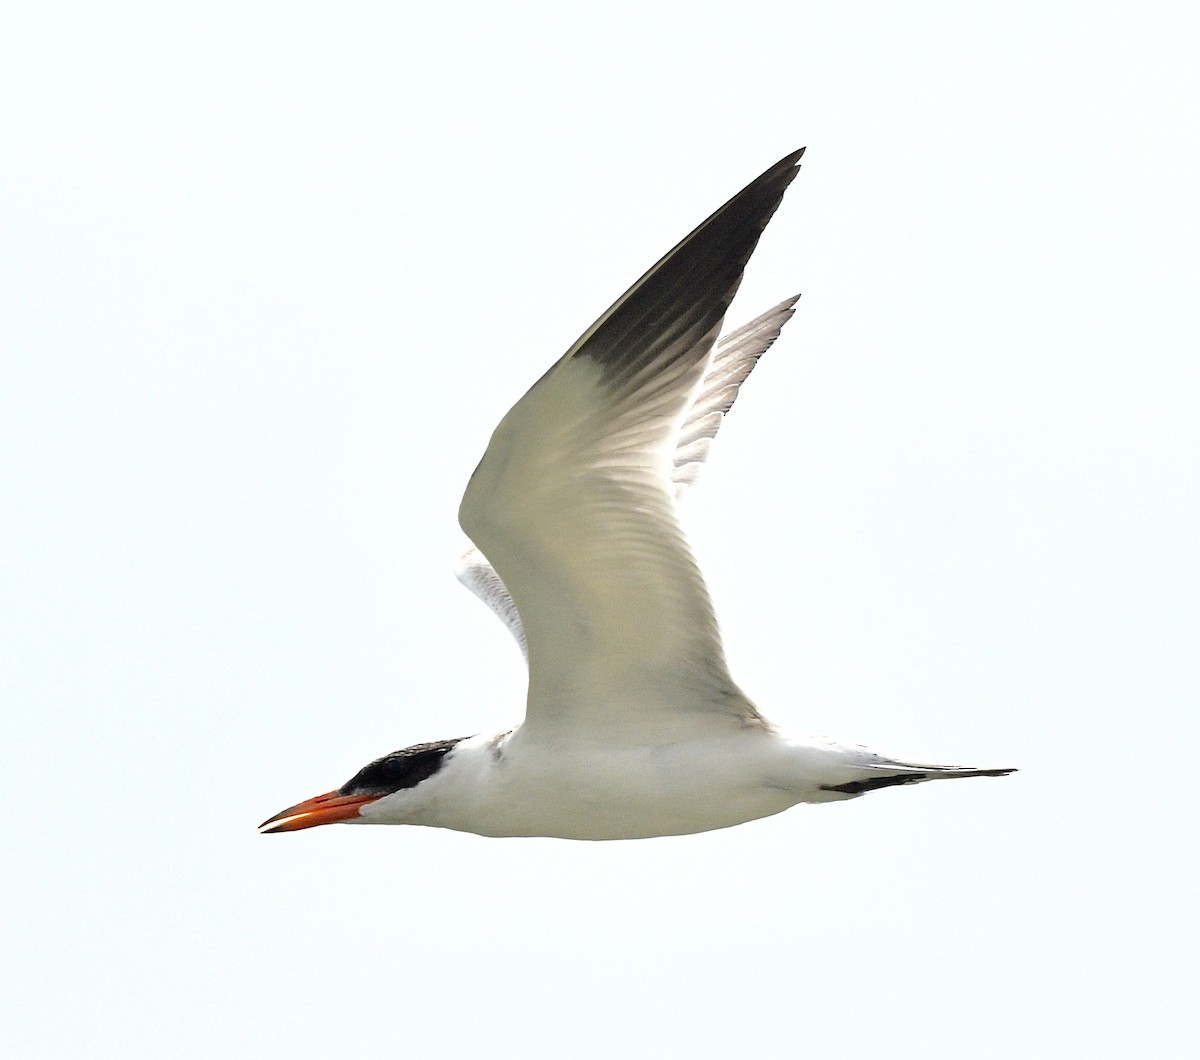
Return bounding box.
[456,294,798,653]
[672,295,799,498]
[459,149,803,739]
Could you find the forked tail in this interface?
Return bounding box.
[820,764,1015,797]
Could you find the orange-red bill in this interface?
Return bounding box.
[258,790,380,833]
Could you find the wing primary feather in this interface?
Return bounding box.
[560,149,804,398]
[673,294,800,498]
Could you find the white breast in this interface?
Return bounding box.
[359,727,805,841]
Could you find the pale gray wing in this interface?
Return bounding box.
[458,150,803,737]
[456,294,799,658]
[455,546,528,660]
[672,294,799,498]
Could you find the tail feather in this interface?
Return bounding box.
[820,766,1015,797]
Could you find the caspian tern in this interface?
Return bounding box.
[260,148,1013,840]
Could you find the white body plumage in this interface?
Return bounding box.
[260,149,1012,841]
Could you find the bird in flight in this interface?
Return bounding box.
[260,148,1013,840]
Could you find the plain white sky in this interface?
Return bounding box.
[3,2,1197,1057]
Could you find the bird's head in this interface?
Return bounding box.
[258,737,468,833]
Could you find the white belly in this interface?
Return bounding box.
[370,731,804,841]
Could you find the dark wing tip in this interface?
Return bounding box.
[569,147,806,390]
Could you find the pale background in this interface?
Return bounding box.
[3,2,1197,1057]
